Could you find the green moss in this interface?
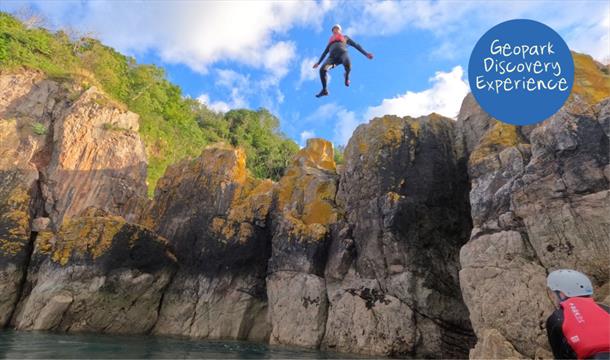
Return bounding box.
[30,122,47,135]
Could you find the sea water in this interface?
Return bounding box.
[0,330,365,359]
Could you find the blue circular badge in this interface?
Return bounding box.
[468,19,574,125]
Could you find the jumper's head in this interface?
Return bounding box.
[332,24,342,34]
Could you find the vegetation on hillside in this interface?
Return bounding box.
[0,12,299,196]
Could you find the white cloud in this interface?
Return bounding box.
[297,57,319,88]
[333,108,359,146]
[263,41,296,81]
[365,66,469,120]
[300,130,316,146]
[8,0,330,73]
[342,0,610,62]
[196,93,231,113]
[323,66,469,146]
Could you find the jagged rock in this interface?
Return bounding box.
[0,69,152,327]
[31,217,50,232]
[322,115,475,357]
[469,328,525,359]
[11,207,176,333]
[459,92,610,357]
[266,138,338,348]
[148,145,273,341]
[0,71,56,327]
[42,86,148,226]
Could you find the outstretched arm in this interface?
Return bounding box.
[315,44,330,66]
[346,36,372,58]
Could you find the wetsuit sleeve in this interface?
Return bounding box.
[546,309,577,359]
[346,36,369,56]
[317,44,330,65]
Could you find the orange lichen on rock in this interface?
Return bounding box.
[571,52,610,105]
[0,184,32,256]
[302,199,336,226]
[275,138,339,241]
[36,208,169,266]
[469,122,524,166]
[292,138,336,171]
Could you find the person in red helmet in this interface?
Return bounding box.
[546,269,610,359]
[313,24,373,97]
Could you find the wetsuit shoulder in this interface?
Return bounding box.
[547,308,577,359]
[345,35,368,56]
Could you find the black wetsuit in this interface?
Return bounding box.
[546,301,610,359]
[316,35,368,91]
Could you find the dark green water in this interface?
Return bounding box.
[0,330,366,359]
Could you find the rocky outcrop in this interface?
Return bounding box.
[1,51,608,359]
[0,69,150,328]
[11,207,175,332]
[322,115,475,357]
[458,83,610,357]
[266,138,338,348]
[148,145,274,341]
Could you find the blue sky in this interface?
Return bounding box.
[2,0,608,146]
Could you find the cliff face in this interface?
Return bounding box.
[0,52,608,359]
[267,139,338,348]
[146,145,273,341]
[0,69,152,329]
[457,54,609,358]
[458,93,610,358]
[322,115,475,357]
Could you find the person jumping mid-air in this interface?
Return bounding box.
[546,269,610,359]
[313,24,373,98]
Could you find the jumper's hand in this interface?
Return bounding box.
[366,53,374,59]
[313,63,319,69]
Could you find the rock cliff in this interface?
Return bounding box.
[147,145,273,341]
[457,53,609,358]
[0,52,608,359]
[0,69,151,329]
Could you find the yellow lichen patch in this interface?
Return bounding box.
[200,144,249,185]
[277,172,298,209]
[359,116,406,152]
[211,217,226,234]
[36,231,54,254]
[358,141,369,154]
[6,186,30,207]
[387,191,401,205]
[237,223,254,244]
[220,222,236,241]
[469,122,523,166]
[293,138,336,171]
[571,52,610,105]
[232,147,248,184]
[303,199,337,226]
[0,238,26,256]
[37,213,127,266]
[0,184,32,256]
[409,120,421,137]
[3,210,29,237]
[315,181,335,201]
[227,179,273,224]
